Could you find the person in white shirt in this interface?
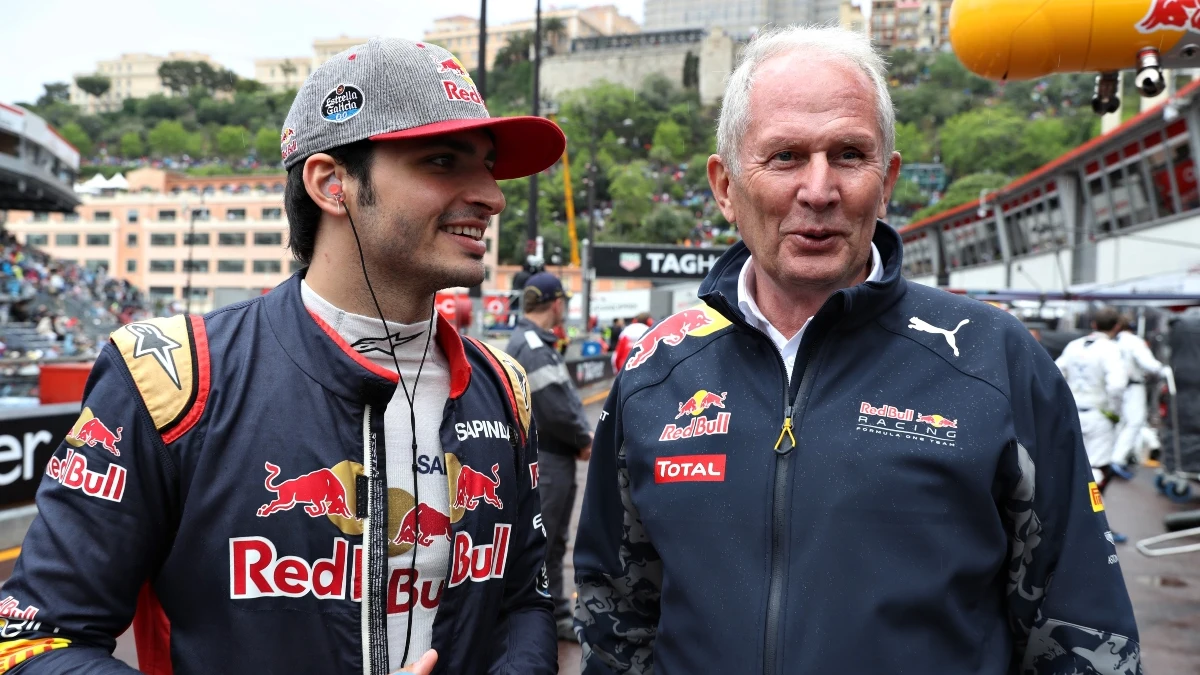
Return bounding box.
[1114,316,1169,467]
[1056,308,1129,492]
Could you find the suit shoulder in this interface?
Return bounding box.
[463,336,532,439]
[109,315,211,442]
[618,301,736,389]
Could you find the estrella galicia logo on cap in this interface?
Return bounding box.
[322,84,364,123]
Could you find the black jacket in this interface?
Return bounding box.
[506,318,592,456]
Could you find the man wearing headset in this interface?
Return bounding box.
[0,38,564,675]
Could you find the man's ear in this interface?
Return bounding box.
[878,151,902,220]
[302,153,345,218]
[708,154,738,225]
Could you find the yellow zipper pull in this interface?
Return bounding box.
[774,416,796,451]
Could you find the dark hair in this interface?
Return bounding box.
[1093,307,1121,332]
[284,140,377,267]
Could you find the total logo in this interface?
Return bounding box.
[856,401,959,446]
[660,389,732,442]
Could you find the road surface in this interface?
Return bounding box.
[2,394,1198,673]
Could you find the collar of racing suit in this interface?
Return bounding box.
[699,219,908,332]
[261,273,473,404]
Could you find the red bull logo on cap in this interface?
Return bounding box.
[1138,0,1200,32]
[625,305,732,371]
[256,461,355,519]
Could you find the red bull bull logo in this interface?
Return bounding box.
[676,390,727,419]
[626,309,716,371]
[256,461,355,519]
[45,448,127,503]
[916,413,957,429]
[1138,0,1200,31]
[70,417,123,457]
[393,503,453,547]
[455,463,503,511]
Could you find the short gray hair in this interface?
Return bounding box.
[716,24,895,176]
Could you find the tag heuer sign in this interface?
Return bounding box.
[593,244,729,280]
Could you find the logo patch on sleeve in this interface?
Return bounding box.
[1089,482,1105,512]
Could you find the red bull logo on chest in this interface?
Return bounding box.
[660,390,732,441]
[856,400,959,447]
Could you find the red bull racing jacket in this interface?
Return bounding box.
[0,274,556,675]
[575,223,1141,675]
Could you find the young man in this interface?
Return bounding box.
[0,38,564,675]
[504,273,593,642]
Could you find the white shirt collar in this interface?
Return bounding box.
[736,242,882,379]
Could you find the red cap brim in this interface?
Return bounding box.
[369,116,566,180]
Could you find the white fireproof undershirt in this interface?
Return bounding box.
[302,280,451,671]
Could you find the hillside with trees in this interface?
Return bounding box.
[16,44,1138,261]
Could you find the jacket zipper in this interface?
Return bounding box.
[360,404,389,675]
[763,341,828,675]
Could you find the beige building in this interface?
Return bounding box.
[423,5,641,72]
[253,37,371,92]
[840,0,869,34]
[871,0,951,51]
[4,168,505,312]
[69,52,223,115]
[642,0,844,36]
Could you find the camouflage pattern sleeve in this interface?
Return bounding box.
[1000,356,1141,675]
[573,386,662,675]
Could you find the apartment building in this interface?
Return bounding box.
[4,169,503,312]
[871,0,952,51]
[69,52,224,114]
[253,37,371,92]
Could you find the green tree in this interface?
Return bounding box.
[74,75,111,99]
[59,122,93,158]
[158,60,223,95]
[938,106,1028,176]
[147,120,191,157]
[255,127,280,163]
[910,172,1010,221]
[215,125,249,163]
[894,122,932,164]
[605,161,656,238]
[119,131,145,159]
[641,205,695,244]
[649,119,686,164]
[36,82,71,107]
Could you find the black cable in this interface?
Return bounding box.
[342,198,435,669]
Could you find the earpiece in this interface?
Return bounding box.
[326,179,344,203]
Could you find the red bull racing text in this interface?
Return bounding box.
[856,401,959,447]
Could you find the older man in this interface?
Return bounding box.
[574,24,1140,675]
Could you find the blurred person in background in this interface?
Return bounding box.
[1114,314,1170,468]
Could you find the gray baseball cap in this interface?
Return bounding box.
[280,37,565,179]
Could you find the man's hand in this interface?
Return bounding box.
[578,441,592,461]
[392,649,437,674]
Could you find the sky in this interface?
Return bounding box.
[2,0,645,104]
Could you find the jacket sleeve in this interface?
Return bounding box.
[574,385,661,675]
[516,337,592,451]
[1129,337,1165,378]
[0,345,178,673]
[1001,341,1140,675]
[489,415,557,675]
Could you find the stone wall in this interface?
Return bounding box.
[541,29,738,106]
